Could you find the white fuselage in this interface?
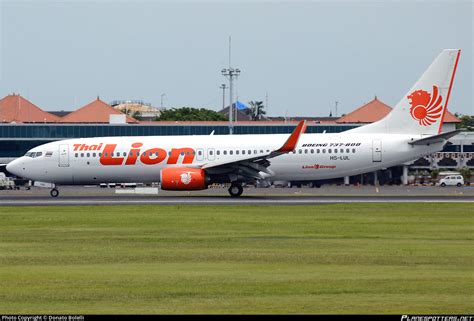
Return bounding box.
[7,132,443,185]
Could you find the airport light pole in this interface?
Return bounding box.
[221,67,240,134]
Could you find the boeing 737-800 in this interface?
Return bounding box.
[6,49,461,197]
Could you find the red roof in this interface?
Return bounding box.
[0,94,60,123]
[337,97,460,123]
[443,110,461,123]
[337,97,393,123]
[59,98,138,123]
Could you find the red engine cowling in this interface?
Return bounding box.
[160,167,207,190]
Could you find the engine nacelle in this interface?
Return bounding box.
[160,167,207,191]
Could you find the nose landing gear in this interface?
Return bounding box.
[228,183,243,197]
[50,188,59,197]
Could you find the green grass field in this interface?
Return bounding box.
[0,203,472,314]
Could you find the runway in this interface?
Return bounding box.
[1,185,473,206]
[1,194,473,206]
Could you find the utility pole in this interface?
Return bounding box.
[221,36,240,135]
[161,93,166,109]
[220,84,227,110]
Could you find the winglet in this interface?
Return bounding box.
[276,120,306,153]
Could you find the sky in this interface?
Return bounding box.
[0,0,472,117]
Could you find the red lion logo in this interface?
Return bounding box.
[407,85,444,126]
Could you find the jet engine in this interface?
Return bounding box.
[160,167,208,190]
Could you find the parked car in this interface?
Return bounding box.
[438,175,464,187]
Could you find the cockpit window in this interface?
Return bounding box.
[25,151,42,158]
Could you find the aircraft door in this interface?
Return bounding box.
[207,148,215,161]
[59,144,70,167]
[372,139,382,162]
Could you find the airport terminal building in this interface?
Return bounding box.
[1,93,472,185]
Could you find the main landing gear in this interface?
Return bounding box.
[228,183,243,197]
[50,188,59,198]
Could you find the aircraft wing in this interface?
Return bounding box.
[201,120,306,181]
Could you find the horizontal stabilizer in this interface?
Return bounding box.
[408,130,461,145]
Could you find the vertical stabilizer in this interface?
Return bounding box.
[350,49,460,135]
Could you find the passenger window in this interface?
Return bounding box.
[230,150,233,155]
[298,149,302,154]
[99,153,102,157]
[254,150,257,154]
[322,149,326,154]
[242,150,245,155]
[260,150,263,153]
[223,151,227,155]
[352,149,356,153]
[198,151,202,156]
[87,153,90,157]
[236,150,240,155]
[334,149,337,154]
[123,152,127,157]
[304,149,308,154]
[217,151,220,155]
[75,153,78,158]
[248,150,251,154]
[81,153,84,157]
[328,149,332,153]
[346,149,350,153]
[93,153,96,157]
[311,149,314,154]
[210,151,213,155]
[340,149,343,153]
[317,149,320,154]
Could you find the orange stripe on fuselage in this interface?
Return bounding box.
[438,49,461,134]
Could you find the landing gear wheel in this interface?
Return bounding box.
[50,188,59,198]
[228,184,243,197]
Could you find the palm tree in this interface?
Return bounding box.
[248,101,266,121]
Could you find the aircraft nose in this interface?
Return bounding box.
[6,158,22,177]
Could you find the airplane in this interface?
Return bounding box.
[6,49,461,197]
